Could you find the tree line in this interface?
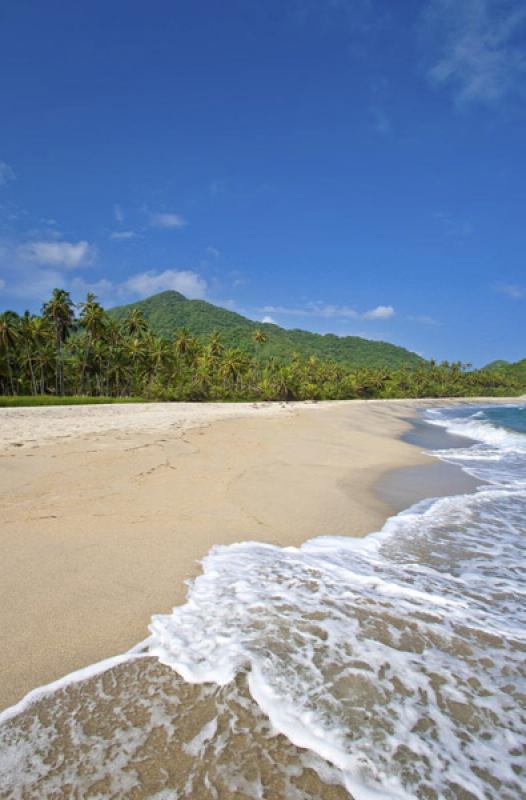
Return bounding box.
[0,289,522,402]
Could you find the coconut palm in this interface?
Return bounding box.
[79,294,108,392]
[0,310,20,394]
[124,308,149,338]
[18,312,39,395]
[0,287,523,401]
[220,348,249,393]
[42,289,75,394]
[253,328,267,347]
[173,328,194,361]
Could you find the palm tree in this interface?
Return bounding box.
[273,366,297,401]
[79,294,107,392]
[146,335,170,388]
[208,330,224,361]
[253,328,267,347]
[2,284,525,402]
[29,316,54,394]
[107,346,129,396]
[173,328,193,360]
[220,348,249,393]
[19,311,38,395]
[42,289,75,395]
[124,308,149,338]
[0,311,19,394]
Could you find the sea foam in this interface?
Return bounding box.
[146,403,526,798]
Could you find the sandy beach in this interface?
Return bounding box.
[0,398,445,711]
[2,395,520,714]
[1,396,524,800]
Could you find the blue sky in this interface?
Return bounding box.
[0,0,525,365]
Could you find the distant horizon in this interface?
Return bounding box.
[1,0,525,366]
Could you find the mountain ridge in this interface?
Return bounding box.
[109,290,424,369]
[483,358,526,382]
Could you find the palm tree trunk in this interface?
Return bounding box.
[28,355,37,395]
[6,345,15,395]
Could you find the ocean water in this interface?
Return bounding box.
[0,403,525,799]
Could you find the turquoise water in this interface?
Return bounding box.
[484,404,526,435]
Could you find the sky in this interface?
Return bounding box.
[0,0,525,366]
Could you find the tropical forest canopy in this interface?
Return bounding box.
[0,289,524,404]
[483,358,526,384]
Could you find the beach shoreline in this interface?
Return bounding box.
[0,397,519,712]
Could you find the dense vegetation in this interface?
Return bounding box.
[0,289,523,403]
[483,358,526,385]
[109,291,424,368]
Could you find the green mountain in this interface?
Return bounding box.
[109,291,424,369]
[483,358,526,384]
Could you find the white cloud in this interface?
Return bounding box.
[123,269,207,299]
[0,229,209,306]
[261,315,277,324]
[495,282,524,298]
[260,303,358,319]
[422,0,526,106]
[362,304,395,320]
[408,314,440,325]
[260,301,395,321]
[149,212,187,229]
[19,240,97,269]
[0,161,16,187]
[0,236,77,301]
[25,226,63,242]
[110,230,137,240]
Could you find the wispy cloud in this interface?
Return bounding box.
[18,240,97,269]
[362,304,395,320]
[0,222,209,305]
[260,303,358,319]
[0,162,16,187]
[114,204,124,223]
[494,282,525,298]
[260,301,395,321]
[149,211,187,229]
[408,313,441,325]
[109,230,138,241]
[422,0,526,106]
[122,269,206,299]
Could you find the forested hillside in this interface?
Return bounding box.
[109,291,424,369]
[1,289,523,403]
[483,359,526,384]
